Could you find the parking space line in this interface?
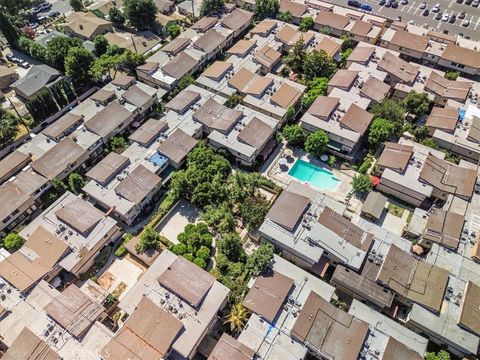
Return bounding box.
[475,17,480,30]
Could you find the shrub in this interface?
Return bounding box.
[305,130,329,158]
[352,174,372,193]
[114,233,133,257]
[2,233,25,252]
[193,257,207,269]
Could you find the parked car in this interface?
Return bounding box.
[360,3,373,10]
[18,61,29,69]
[449,14,457,23]
[401,0,408,4]
[408,20,415,25]
[457,0,463,3]
[458,11,466,18]
[463,18,470,26]
[379,0,386,5]
[347,0,362,7]
[422,9,429,15]
[6,53,14,61]
[419,2,427,8]
[385,0,392,7]
[49,11,60,18]
[435,12,443,19]
[392,1,398,8]
[396,15,402,21]
[473,0,479,6]
[441,13,449,21]
[465,0,473,5]
[432,3,441,11]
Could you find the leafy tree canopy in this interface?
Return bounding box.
[109,7,126,26]
[200,0,225,16]
[284,38,305,74]
[303,50,337,82]
[136,226,160,253]
[70,0,83,11]
[93,35,108,57]
[402,90,431,116]
[245,243,274,276]
[2,233,25,252]
[64,47,95,86]
[255,0,279,20]
[305,130,329,158]
[368,118,395,148]
[299,16,313,32]
[68,172,85,195]
[352,174,372,193]
[371,99,405,124]
[282,124,305,146]
[124,0,158,30]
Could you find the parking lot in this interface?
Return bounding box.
[329,0,480,40]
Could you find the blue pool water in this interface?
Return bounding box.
[288,159,341,191]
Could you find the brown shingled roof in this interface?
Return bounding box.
[191,16,217,32]
[307,96,339,119]
[221,8,253,31]
[244,76,273,97]
[419,153,476,199]
[128,118,168,146]
[0,150,30,182]
[2,327,59,360]
[270,83,302,109]
[42,113,84,140]
[162,37,191,54]
[328,69,359,90]
[161,52,197,80]
[158,255,216,307]
[208,334,255,360]
[86,152,130,185]
[424,71,471,102]
[279,0,307,17]
[250,19,277,36]
[55,198,105,235]
[0,226,68,292]
[459,281,480,336]
[115,165,162,204]
[254,45,281,69]
[442,43,480,69]
[378,51,419,84]
[193,98,242,133]
[202,61,233,80]
[391,30,428,53]
[226,39,256,57]
[193,29,226,54]
[350,20,372,36]
[266,190,309,231]
[382,337,423,360]
[426,107,459,133]
[377,142,413,173]
[315,37,341,57]
[360,77,390,103]
[237,117,274,149]
[243,270,294,322]
[165,89,201,113]
[291,291,369,360]
[347,46,375,64]
[339,103,373,134]
[228,67,256,91]
[44,284,104,338]
[422,209,464,250]
[101,297,184,360]
[314,12,350,30]
[157,129,198,165]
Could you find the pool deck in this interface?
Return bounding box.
[264,145,355,206]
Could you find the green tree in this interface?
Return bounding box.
[124,0,158,30]
[352,174,372,193]
[301,77,328,110]
[135,226,160,253]
[255,0,279,20]
[201,203,236,233]
[109,7,126,26]
[64,47,95,86]
[45,37,84,70]
[109,136,128,153]
[225,93,244,108]
[283,38,305,73]
[277,10,293,23]
[299,16,313,32]
[0,11,18,46]
[52,177,67,193]
[425,350,450,360]
[340,34,355,50]
[200,0,224,16]
[0,112,19,147]
[368,118,395,148]
[238,196,270,231]
[421,138,438,149]
[224,303,250,334]
[413,125,429,141]
[0,0,32,15]
[339,48,353,68]
[285,106,296,123]
[305,130,329,157]
[165,23,181,39]
[444,71,459,81]
[246,243,274,276]
[2,233,25,252]
[70,0,83,11]
[371,99,405,123]
[402,91,430,117]
[303,50,337,81]
[117,49,145,74]
[90,53,123,81]
[93,35,108,57]
[217,232,246,262]
[193,257,207,269]
[282,124,305,146]
[68,172,85,195]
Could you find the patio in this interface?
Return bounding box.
[154,199,201,244]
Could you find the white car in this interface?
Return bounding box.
[432,4,440,12]
[441,13,449,21]
[408,20,415,25]
[419,2,427,8]
[463,19,470,26]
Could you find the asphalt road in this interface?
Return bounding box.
[329,0,480,40]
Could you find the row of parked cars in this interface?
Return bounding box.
[347,0,373,11]
[457,0,479,7]
[5,53,29,69]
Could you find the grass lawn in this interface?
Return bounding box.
[387,203,405,218]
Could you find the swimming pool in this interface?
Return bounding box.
[288,159,341,191]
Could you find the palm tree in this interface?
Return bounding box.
[223,303,250,335]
